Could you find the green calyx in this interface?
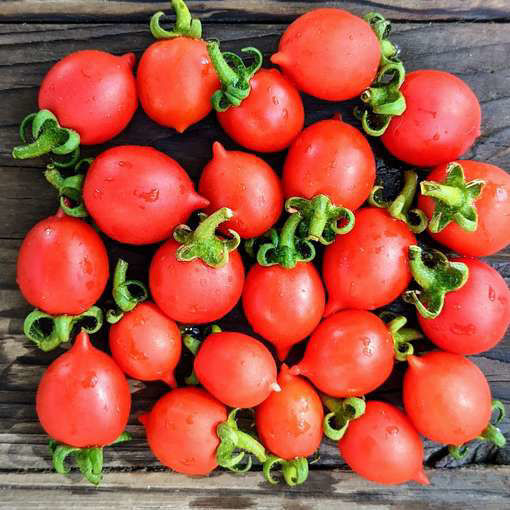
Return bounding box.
[263,455,309,486]
[106,259,149,324]
[380,312,423,362]
[216,408,267,473]
[12,110,80,166]
[403,245,469,319]
[421,162,485,233]
[369,170,428,233]
[150,0,202,39]
[208,41,263,112]
[285,195,355,245]
[173,208,240,268]
[365,12,400,66]
[50,431,131,486]
[322,396,366,441]
[24,306,103,351]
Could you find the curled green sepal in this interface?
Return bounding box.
[216,408,266,473]
[379,312,423,362]
[49,431,131,486]
[149,0,202,40]
[369,171,428,233]
[256,213,316,269]
[24,306,103,351]
[12,110,80,166]
[364,12,400,67]
[263,455,309,486]
[403,245,469,319]
[420,162,485,233]
[208,41,263,112]
[173,208,240,268]
[106,259,148,324]
[322,396,366,441]
[285,195,355,245]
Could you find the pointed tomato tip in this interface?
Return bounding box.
[271,382,282,393]
[270,51,288,68]
[323,299,342,318]
[191,192,210,210]
[407,354,421,369]
[122,52,136,68]
[331,113,343,122]
[212,141,228,159]
[289,364,302,377]
[276,346,291,361]
[414,469,430,485]
[73,329,91,351]
[138,413,149,427]
[161,372,177,388]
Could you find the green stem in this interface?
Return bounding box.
[263,455,309,486]
[322,396,366,441]
[149,0,202,39]
[379,312,423,361]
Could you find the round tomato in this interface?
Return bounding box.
[403,352,492,445]
[323,207,416,315]
[17,209,109,316]
[194,331,278,408]
[271,9,380,101]
[418,161,510,256]
[339,401,429,485]
[382,71,481,167]
[199,142,284,238]
[36,330,131,447]
[83,146,209,245]
[139,387,227,475]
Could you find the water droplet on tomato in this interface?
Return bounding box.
[272,96,279,105]
[488,286,496,301]
[282,108,289,119]
[386,426,399,436]
[432,133,440,141]
[496,187,508,202]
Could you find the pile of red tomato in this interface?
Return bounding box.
[13,1,510,487]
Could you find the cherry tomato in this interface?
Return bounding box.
[339,401,429,485]
[17,209,109,316]
[199,142,284,239]
[242,263,325,361]
[323,207,416,315]
[36,330,131,447]
[139,387,227,475]
[194,331,278,408]
[256,364,323,460]
[282,118,376,210]
[271,9,380,101]
[109,302,182,386]
[83,146,209,245]
[382,71,481,167]
[418,161,510,256]
[403,352,492,445]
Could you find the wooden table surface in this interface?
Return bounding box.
[1,1,510,508]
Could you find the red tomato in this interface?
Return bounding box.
[109,302,182,386]
[339,401,429,485]
[198,142,284,238]
[36,330,131,447]
[83,146,209,245]
[418,161,510,256]
[149,240,244,324]
[323,207,416,315]
[256,364,323,460]
[291,310,394,397]
[139,387,227,475]
[382,71,481,167]
[282,118,376,210]
[194,331,278,408]
[242,263,325,361]
[418,258,510,355]
[17,209,109,316]
[39,50,137,144]
[403,352,492,445]
[271,9,380,101]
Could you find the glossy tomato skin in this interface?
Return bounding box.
[323,208,416,315]
[339,402,429,485]
[382,71,481,167]
[292,310,394,397]
[83,146,209,245]
[149,240,244,324]
[418,161,510,256]
[17,210,109,316]
[194,332,278,408]
[217,69,304,153]
[418,258,510,355]
[137,38,219,133]
[256,365,323,460]
[271,9,380,101]
[403,352,492,445]
[109,302,182,386]
[38,50,137,145]
[36,331,131,447]
[242,263,325,361]
[140,387,227,475]
[199,142,284,238]
[282,118,376,210]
